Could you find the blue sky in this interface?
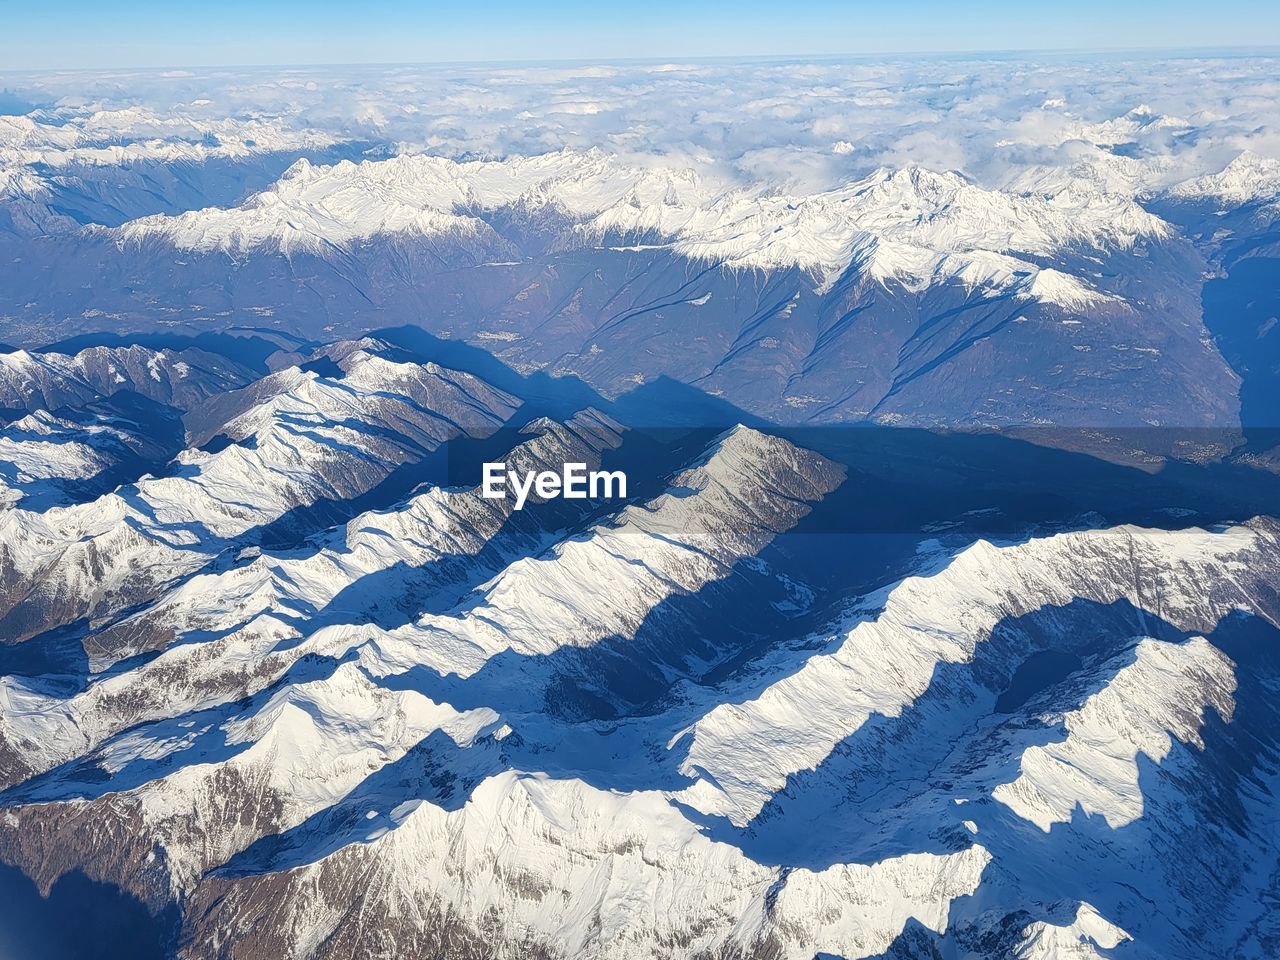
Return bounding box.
[3,0,1279,70]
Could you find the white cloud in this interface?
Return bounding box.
[0,54,1277,201]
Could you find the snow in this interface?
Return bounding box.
[141,661,500,824]
[349,425,844,680]
[0,106,336,173]
[185,766,989,960]
[675,523,1260,826]
[1,401,1277,957]
[116,149,1165,308]
[992,636,1235,831]
[0,343,252,415]
[1168,151,1280,206]
[0,408,172,509]
[0,345,518,671]
[1015,903,1131,958]
[0,410,623,772]
[0,415,985,959]
[0,411,118,483]
[0,69,1279,959]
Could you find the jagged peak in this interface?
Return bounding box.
[1016,903,1131,958]
[1168,149,1280,204]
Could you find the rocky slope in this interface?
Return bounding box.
[0,345,254,418]
[0,342,518,645]
[0,350,1278,957]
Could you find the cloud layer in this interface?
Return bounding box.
[3,53,1279,197]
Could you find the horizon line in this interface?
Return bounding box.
[3,43,1280,77]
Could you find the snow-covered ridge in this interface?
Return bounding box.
[152,761,989,960]
[0,107,346,239]
[993,636,1235,831]
[0,346,518,643]
[2,496,1277,957]
[675,522,1265,826]
[0,419,832,803]
[120,407,625,649]
[350,424,845,680]
[0,422,956,960]
[1015,903,1131,959]
[0,421,833,788]
[0,410,629,779]
[227,773,986,960]
[0,108,336,171]
[5,424,829,793]
[115,148,1168,307]
[0,343,253,416]
[0,410,119,482]
[1167,151,1280,207]
[68,647,990,960]
[0,409,163,509]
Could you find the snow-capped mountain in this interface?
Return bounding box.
[0,343,518,644]
[0,406,178,509]
[0,108,338,169]
[675,523,1263,826]
[1,56,1280,960]
[117,149,1164,309]
[0,145,1237,430]
[0,107,357,239]
[1,409,629,774]
[4,85,1276,433]
[0,330,1278,959]
[0,344,254,417]
[1166,151,1280,210]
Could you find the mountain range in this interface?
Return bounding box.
[4,137,1275,431]
[1,62,1280,960]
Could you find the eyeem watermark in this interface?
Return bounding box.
[482,463,627,511]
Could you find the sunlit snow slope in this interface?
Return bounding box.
[0,334,1278,960]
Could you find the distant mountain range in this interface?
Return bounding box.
[2,137,1277,431]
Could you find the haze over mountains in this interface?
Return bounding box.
[1,52,1279,960]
